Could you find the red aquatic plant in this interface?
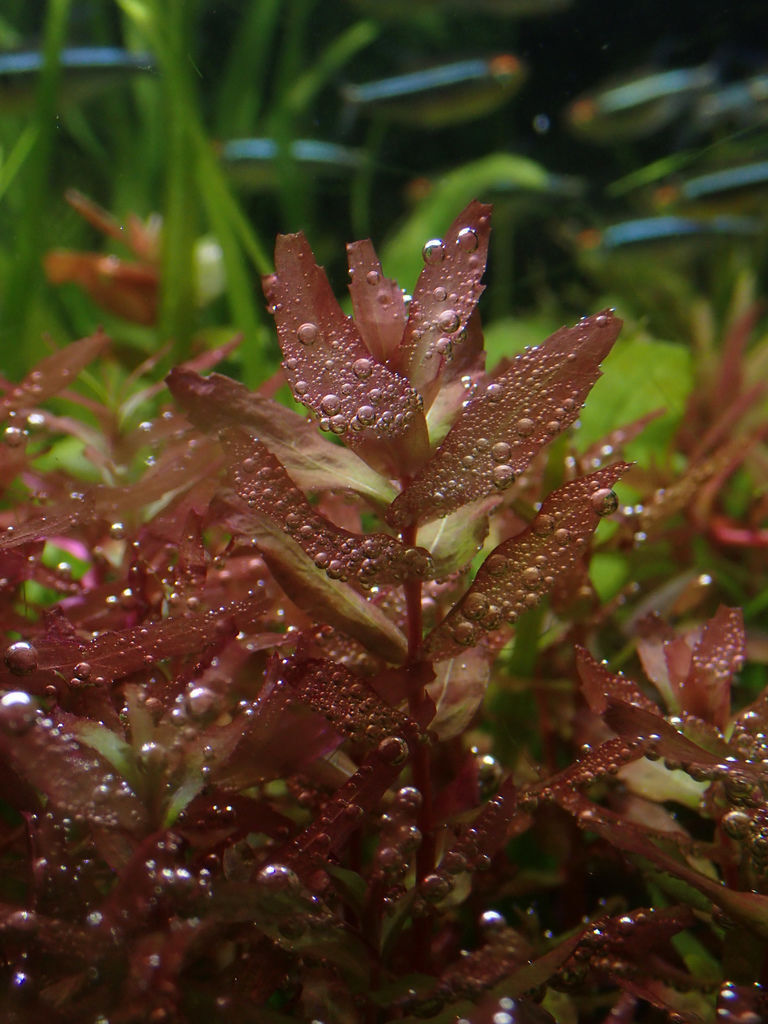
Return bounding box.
[0,201,763,1022]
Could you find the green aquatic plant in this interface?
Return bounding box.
[0,201,765,1023]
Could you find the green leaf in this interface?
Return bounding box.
[248,514,408,663]
[425,648,490,740]
[417,496,495,576]
[575,331,693,458]
[74,720,141,792]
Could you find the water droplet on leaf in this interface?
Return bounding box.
[457,226,479,252]
[422,238,446,264]
[297,322,319,345]
[5,641,38,675]
[591,488,619,516]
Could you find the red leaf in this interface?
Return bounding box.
[208,676,341,791]
[558,789,768,940]
[396,200,492,407]
[346,238,406,364]
[278,748,411,881]
[683,605,744,730]
[220,427,433,585]
[0,595,267,689]
[263,231,429,475]
[228,510,407,663]
[0,433,219,550]
[425,463,630,659]
[167,368,395,503]
[0,706,148,831]
[285,657,421,747]
[0,331,109,414]
[388,309,622,527]
[576,646,660,716]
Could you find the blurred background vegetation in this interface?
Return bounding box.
[1,0,766,378]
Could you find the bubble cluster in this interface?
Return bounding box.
[223,429,432,585]
[388,310,623,528]
[426,463,628,656]
[287,660,417,749]
[266,231,425,451]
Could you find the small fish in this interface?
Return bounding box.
[578,214,762,251]
[341,54,525,127]
[219,138,365,191]
[0,46,154,113]
[345,0,571,17]
[652,160,768,214]
[566,63,718,142]
[692,73,768,133]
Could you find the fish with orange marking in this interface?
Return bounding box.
[341,55,526,127]
[566,63,717,142]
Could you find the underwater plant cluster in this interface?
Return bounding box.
[0,202,766,1023]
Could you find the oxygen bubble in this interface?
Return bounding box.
[297,322,319,345]
[73,662,92,682]
[377,735,409,765]
[422,238,446,264]
[356,404,376,425]
[109,522,126,540]
[492,465,515,489]
[485,383,503,402]
[395,786,422,810]
[722,809,751,840]
[5,641,38,676]
[256,863,300,891]
[320,394,341,415]
[554,528,571,545]
[433,285,447,301]
[435,337,452,356]
[463,592,489,621]
[186,686,218,717]
[352,358,373,380]
[421,873,452,902]
[479,909,506,933]
[591,488,619,516]
[491,442,510,462]
[457,226,479,252]
[365,270,380,285]
[485,555,508,576]
[534,514,554,535]
[0,691,36,734]
[3,425,24,447]
[437,308,460,333]
[516,417,535,436]
[453,621,476,645]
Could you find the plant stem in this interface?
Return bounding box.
[402,520,435,971]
